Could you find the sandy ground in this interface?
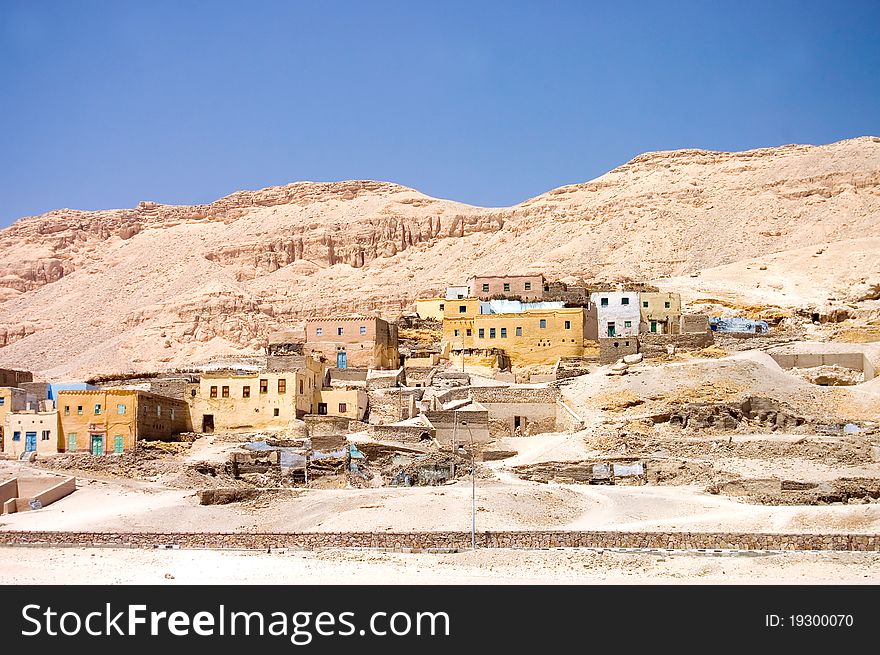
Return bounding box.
[1,546,878,585]
[2,463,880,535]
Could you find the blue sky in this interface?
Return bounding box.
[1,0,878,225]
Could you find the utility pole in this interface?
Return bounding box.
[460,419,476,551]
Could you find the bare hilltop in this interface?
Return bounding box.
[0,136,878,379]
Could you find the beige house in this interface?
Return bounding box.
[468,274,544,301]
[189,359,324,432]
[640,292,682,334]
[0,387,28,452]
[3,409,62,457]
[312,388,368,421]
[304,317,399,369]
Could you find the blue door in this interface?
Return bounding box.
[337,351,347,369]
[25,432,37,452]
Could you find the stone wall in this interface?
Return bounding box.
[423,409,490,444]
[304,415,352,437]
[368,424,434,443]
[0,530,876,551]
[639,332,714,358]
[599,337,639,364]
[469,386,559,404]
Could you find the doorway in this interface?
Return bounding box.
[607,322,616,337]
[25,431,37,453]
[202,414,214,433]
[90,434,104,456]
[336,351,347,369]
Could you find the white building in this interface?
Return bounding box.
[445,285,470,300]
[589,291,640,337]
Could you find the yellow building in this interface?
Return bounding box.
[414,298,447,321]
[640,292,682,334]
[443,298,481,320]
[312,388,368,420]
[189,359,324,433]
[443,307,590,366]
[57,389,189,455]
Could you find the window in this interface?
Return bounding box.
[157,405,162,417]
[489,328,496,338]
[478,328,485,338]
[210,386,218,399]
[67,433,76,451]
[459,305,467,313]
[117,404,126,415]
[624,321,632,328]
[0,397,4,406]
[243,386,251,398]
[77,406,83,415]
[516,326,522,336]
[278,379,286,393]
[41,430,50,441]
[643,301,649,308]
[63,405,70,416]
[539,319,547,329]
[439,303,445,311]
[664,301,671,309]
[500,327,507,338]
[273,408,280,417]
[466,328,472,336]
[299,380,304,394]
[524,282,531,291]
[316,327,323,337]
[260,379,268,393]
[503,283,510,292]
[221,386,230,398]
[621,297,630,305]
[170,408,175,420]
[600,297,609,307]
[94,404,102,415]
[454,329,460,337]
[564,321,571,329]
[13,431,20,442]
[359,326,367,335]
[337,327,344,336]
[318,403,328,415]
[482,283,489,292]
[338,403,347,413]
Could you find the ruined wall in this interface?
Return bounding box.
[423,409,490,444]
[303,415,353,438]
[367,389,418,425]
[1,530,877,552]
[680,314,710,334]
[0,368,33,387]
[599,337,639,365]
[769,352,873,380]
[639,332,714,358]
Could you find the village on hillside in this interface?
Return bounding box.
[1,270,877,525]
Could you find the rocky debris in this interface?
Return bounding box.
[789,364,864,386]
[482,450,518,461]
[708,477,880,506]
[623,353,643,365]
[669,395,808,431]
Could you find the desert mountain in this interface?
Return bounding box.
[0,137,878,380]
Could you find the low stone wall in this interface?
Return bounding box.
[368,424,433,443]
[0,530,876,551]
[469,386,559,404]
[599,337,639,364]
[639,332,714,358]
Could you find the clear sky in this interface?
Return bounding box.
[1,0,878,226]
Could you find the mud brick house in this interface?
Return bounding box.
[467,274,544,301]
[639,292,682,334]
[3,408,61,457]
[304,317,400,370]
[189,358,324,432]
[56,389,189,454]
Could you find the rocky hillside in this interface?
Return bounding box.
[0,137,878,379]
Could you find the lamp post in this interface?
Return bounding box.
[459,419,476,551]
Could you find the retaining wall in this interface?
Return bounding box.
[639,332,714,358]
[0,530,876,551]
